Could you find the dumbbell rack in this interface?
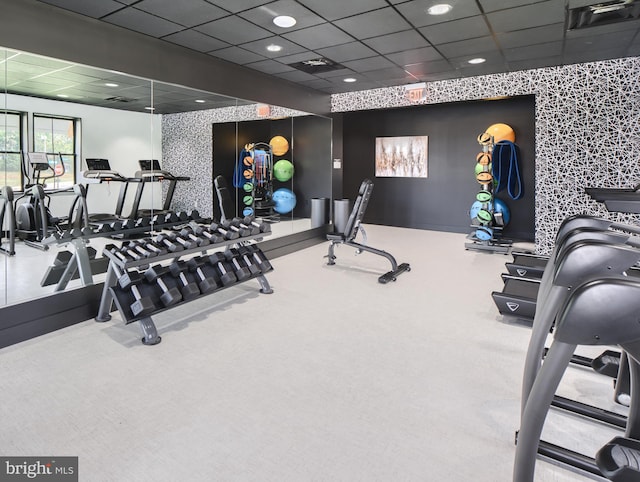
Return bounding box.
[41,212,205,292]
[95,229,273,345]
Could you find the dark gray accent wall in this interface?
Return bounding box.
[341,96,536,241]
[0,0,330,116]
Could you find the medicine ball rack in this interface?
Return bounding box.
[94,219,273,345]
[465,133,512,254]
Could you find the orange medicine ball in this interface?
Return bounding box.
[485,123,516,143]
[269,135,289,156]
[476,152,491,165]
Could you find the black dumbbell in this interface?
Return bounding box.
[134,216,151,228]
[180,227,210,247]
[230,218,260,236]
[224,249,252,280]
[96,223,113,234]
[188,210,201,221]
[105,244,129,264]
[207,252,237,286]
[121,219,136,230]
[210,222,239,240]
[118,270,156,317]
[126,240,158,258]
[155,233,184,253]
[174,234,198,250]
[167,261,202,300]
[144,265,183,307]
[236,246,262,275]
[185,257,220,293]
[246,245,273,272]
[109,220,123,231]
[222,220,251,237]
[192,225,223,244]
[221,250,251,281]
[243,216,271,233]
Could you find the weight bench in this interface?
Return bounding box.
[326,179,410,284]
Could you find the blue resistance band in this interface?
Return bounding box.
[492,140,523,200]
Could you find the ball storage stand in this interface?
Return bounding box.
[465,133,512,254]
[95,218,273,345]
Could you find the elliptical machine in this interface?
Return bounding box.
[15,152,85,250]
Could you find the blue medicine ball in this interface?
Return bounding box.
[476,226,493,241]
[242,207,254,217]
[272,188,297,214]
[470,200,493,220]
[494,198,511,226]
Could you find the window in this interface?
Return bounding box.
[33,114,78,190]
[0,111,24,191]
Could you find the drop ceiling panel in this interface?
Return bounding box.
[479,0,548,13]
[206,0,273,14]
[504,41,563,62]
[385,46,444,66]
[333,8,413,40]
[396,1,483,29]
[195,16,273,44]
[314,42,378,63]
[162,30,230,53]
[239,0,325,32]
[419,16,491,45]
[341,56,396,73]
[495,24,565,49]
[362,30,429,55]
[486,1,565,33]
[244,59,297,75]
[296,0,388,21]
[36,0,123,18]
[134,0,229,27]
[209,46,266,64]
[103,7,183,37]
[437,36,499,58]
[240,36,308,58]
[282,23,355,49]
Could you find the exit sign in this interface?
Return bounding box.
[404,82,426,103]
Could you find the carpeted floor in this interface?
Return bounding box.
[0,225,623,481]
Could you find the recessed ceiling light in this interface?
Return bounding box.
[57,94,69,98]
[104,83,119,87]
[468,57,486,64]
[343,78,357,83]
[195,99,206,103]
[266,44,283,52]
[427,4,452,15]
[273,15,296,28]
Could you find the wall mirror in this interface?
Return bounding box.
[0,48,332,308]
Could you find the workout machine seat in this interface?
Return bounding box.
[326,179,410,284]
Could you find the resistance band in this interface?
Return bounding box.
[492,140,523,200]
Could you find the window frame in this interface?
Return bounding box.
[32,113,80,190]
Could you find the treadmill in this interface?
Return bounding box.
[127,159,189,219]
[81,158,130,223]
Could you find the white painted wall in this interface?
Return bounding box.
[6,93,162,219]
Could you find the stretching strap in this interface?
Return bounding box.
[492,140,523,200]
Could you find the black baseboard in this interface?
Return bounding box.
[0,227,329,350]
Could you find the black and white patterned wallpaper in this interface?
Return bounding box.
[162,104,306,218]
[332,57,640,255]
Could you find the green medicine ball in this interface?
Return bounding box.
[475,162,492,175]
[243,182,253,192]
[273,159,294,182]
[476,190,493,203]
[243,195,253,206]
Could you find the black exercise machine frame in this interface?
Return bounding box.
[326,179,410,284]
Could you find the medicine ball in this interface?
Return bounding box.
[269,135,289,156]
[273,159,294,182]
[272,188,297,214]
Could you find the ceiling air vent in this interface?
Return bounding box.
[567,0,640,30]
[288,57,345,74]
[104,96,137,102]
